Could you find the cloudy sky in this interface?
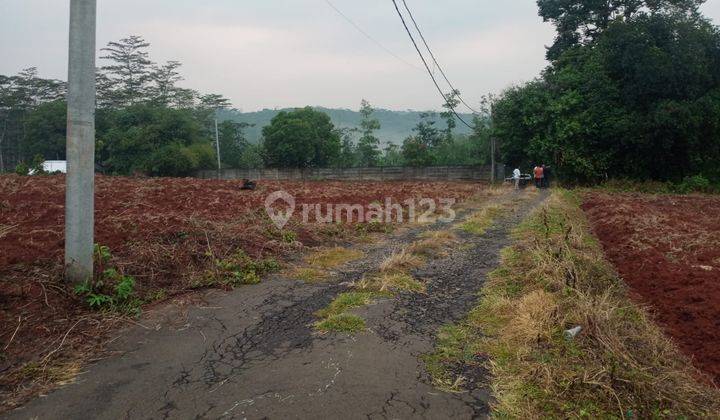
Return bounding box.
[2,1,720,111]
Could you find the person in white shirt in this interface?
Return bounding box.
[513,168,521,190]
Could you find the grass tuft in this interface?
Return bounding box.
[379,248,425,273]
[306,247,364,270]
[458,205,504,235]
[315,291,376,319]
[289,267,330,284]
[409,230,458,257]
[315,314,366,333]
[357,272,426,294]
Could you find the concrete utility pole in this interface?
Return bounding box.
[214,118,222,179]
[65,0,97,283]
[490,136,496,183]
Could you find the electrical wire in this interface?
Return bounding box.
[401,0,479,114]
[389,0,474,129]
[323,0,422,71]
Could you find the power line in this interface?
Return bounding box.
[401,0,479,114]
[389,0,474,129]
[323,0,422,71]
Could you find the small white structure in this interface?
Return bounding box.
[43,161,67,173]
[29,160,67,175]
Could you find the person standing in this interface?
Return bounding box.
[533,165,544,188]
[513,167,521,190]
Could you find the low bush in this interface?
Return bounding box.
[601,176,717,195]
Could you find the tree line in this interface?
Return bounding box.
[262,98,492,169]
[0,36,492,177]
[492,0,720,183]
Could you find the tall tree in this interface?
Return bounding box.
[100,35,154,106]
[537,0,706,60]
[356,99,382,167]
[381,142,404,166]
[150,61,184,107]
[493,8,720,182]
[217,120,253,168]
[440,90,461,143]
[413,112,442,147]
[334,127,358,168]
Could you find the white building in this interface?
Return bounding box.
[29,160,67,175]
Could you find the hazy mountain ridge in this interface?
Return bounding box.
[217,107,474,145]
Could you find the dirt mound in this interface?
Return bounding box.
[582,192,720,383]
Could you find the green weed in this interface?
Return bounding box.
[315,314,366,333]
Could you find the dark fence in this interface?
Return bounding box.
[196,165,506,182]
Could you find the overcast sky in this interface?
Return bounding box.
[2,1,720,112]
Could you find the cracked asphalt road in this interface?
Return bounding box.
[6,189,546,420]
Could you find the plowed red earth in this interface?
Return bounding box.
[582,192,720,383]
[0,174,485,410]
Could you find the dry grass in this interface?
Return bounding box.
[409,230,458,258]
[379,248,426,273]
[425,190,720,418]
[0,224,16,239]
[458,204,504,235]
[305,247,364,270]
[356,272,426,294]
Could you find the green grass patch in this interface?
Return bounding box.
[290,267,330,284]
[306,247,364,270]
[422,324,480,392]
[315,313,366,333]
[458,205,504,235]
[315,291,376,319]
[208,249,280,287]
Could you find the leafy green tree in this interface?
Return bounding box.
[23,100,66,160]
[100,35,154,106]
[402,136,435,167]
[412,112,443,147]
[217,120,253,168]
[440,90,461,143]
[261,107,340,168]
[146,143,199,177]
[97,104,211,175]
[537,0,706,60]
[236,143,265,169]
[493,6,720,182]
[380,142,404,166]
[356,99,382,167]
[0,68,65,171]
[150,60,184,107]
[333,127,358,168]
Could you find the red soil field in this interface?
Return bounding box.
[582,192,720,383]
[0,174,486,409]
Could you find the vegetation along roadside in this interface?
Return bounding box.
[424,190,720,418]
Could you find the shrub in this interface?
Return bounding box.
[674,175,712,194]
[29,155,47,175]
[14,162,29,176]
[186,142,217,169]
[147,142,198,177]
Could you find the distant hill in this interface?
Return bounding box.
[217,107,474,145]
